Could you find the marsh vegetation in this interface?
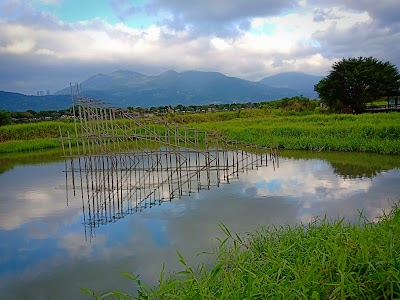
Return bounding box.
[1,109,400,154]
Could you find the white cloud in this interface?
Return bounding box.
[0,0,399,93]
[35,48,56,56]
[0,39,36,55]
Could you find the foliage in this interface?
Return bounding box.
[0,110,12,126]
[0,139,62,153]
[86,205,400,299]
[315,57,400,113]
[188,111,400,154]
[1,110,400,154]
[261,96,319,112]
[0,121,74,142]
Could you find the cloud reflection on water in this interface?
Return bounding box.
[0,156,399,299]
[240,158,397,223]
[0,163,82,231]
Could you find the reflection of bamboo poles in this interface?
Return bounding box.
[65,147,278,236]
[61,94,279,237]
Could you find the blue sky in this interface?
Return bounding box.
[0,0,399,94]
[34,1,116,23]
[33,0,153,27]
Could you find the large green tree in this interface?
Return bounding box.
[0,110,12,126]
[314,57,400,113]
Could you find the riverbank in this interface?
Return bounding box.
[1,110,400,154]
[86,204,400,299]
[184,110,400,154]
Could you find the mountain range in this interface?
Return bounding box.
[1,71,322,111]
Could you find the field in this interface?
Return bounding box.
[1,109,400,154]
[181,110,400,154]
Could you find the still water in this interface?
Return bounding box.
[0,152,399,299]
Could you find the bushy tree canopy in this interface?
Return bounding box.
[314,57,400,112]
[0,110,12,126]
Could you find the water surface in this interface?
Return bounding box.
[0,152,399,299]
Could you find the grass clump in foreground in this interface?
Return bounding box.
[86,205,400,299]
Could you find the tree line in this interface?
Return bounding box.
[0,97,319,126]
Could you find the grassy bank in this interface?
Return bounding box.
[184,111,400,154]
[1,110,400,154]
[86,205,400,299]
[0,121,73,153]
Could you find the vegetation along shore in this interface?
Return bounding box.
[1,107,400,154]
[83,205,400,299]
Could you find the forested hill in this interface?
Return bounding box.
[0,91,71,112]
[1,71,321,111]
[54,70,301,108]
[258,72,322,98]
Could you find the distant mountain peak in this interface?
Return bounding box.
[159,70,179,76]
[32,70,321,111]
[259,72,322,97]
[111,70,145,78]
[88,73,107,79]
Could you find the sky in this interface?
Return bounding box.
[0,0,399,95]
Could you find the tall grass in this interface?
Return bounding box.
[85,205,400,299]
[0,121,72,153]
[0,139,62,153]
[187,112,400,154]
[0,121,75,141]
[1,111,400,154]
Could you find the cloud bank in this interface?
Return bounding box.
[0,0,399,95]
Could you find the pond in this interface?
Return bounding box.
[0,150,399,299]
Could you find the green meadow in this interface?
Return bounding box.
[1,109,399,154]
[181,110,400,154]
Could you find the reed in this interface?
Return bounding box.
[85,204,400,299]
[0,139,62,153]
[1,110,400,154]
[187,112,400,154]
[0,121,75,142]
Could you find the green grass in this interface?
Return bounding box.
[0,121,73,153]
[183,111,400,154]
[84,204,400,299]
[1,110,400,154]
[0,121,75,141]
[0,139,62,153]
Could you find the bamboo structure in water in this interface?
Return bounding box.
[61,91,278,239]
